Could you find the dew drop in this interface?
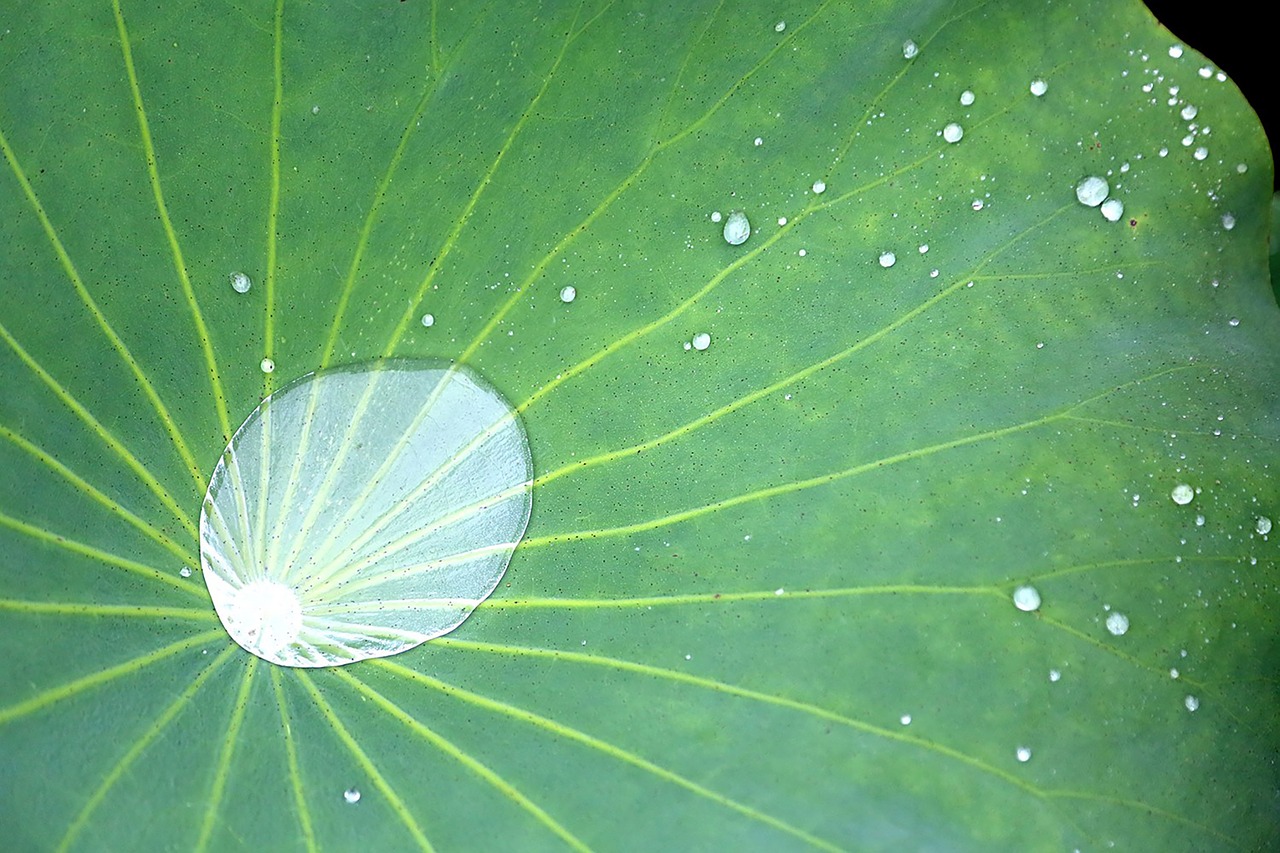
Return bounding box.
[421,313,435,328]
[1049,669,1062,682]
[1195,514,1206,527]
[753,136,763,147]
[1168,44,1184,58]
[559,285,576,303]
[180,566,192,578]
[902,39,919,60]
[199,361,534,667]
[1193,146,1208,161]
[878,251,896,268]
[260,358,275,374]
[1170,484,1194,505]
[960,89,975,106]
[1170,667,1180,679]
[1029,78,1048,97]
[812,180,826,194]
[900,714,912,725]
[1015,746,1032,762]
[1184,695,1200,712]
[1012,585,1041,612]
[1075,176,1109,207]
[774,20,786,32]
[710,211,722,223]
[1257,516,1273,536]
[1180,104,1198,121]
[1221,213,1236,230]
[723,211,751,246]
[343,788,361,804]
[942,122,963,143]
[918,244,929,254]
[1100,198,1124,222]
[1228,317,1240,327]
[691,332,711,351]
[1105,611,1130,636]
[230,272,252,294]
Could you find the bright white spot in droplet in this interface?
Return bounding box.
[1012,585,1041,612]
[684,654,692,660]
[180,566,192,578]
[420,313,435,327]
[200,362,534,667]
[942,122,963,143]
[902,40,919,59]
[311,105,320,115]
[1105,611,1130,636]
[1170,667,1180,679]
[230,272,252,294]
[918,244,929,254]
[260,358,275,374]
[1171,484,1194,505]
[1016,746,1032,763]
[774,20,786,32]
[1228,317,1240,327]
[1159,147,1169,157]
[1029,79,1048,97]
[559,286,576,303]
[1257,517,1273,535]
[710,211,722,223]
[878,252,896,268]
[900,714,912,725]
[1221,213,1236,230]
[1184,695,1200,712]
[1168,44,1184,58]
[798,249,807,257]
[960,89,975,106]
[1076,176,1109,207]
[753,136,763,147]
[1100,198,1124,222]
[1193,147,1208,161]
[1049,669,1062,682]
[344,788,361,804]
[778,217,787,226]
[1198,66,1212,78]
[1180,104,1198,121]
[692,332,711,351]
[971,199,983,211]
[1236,163,1248,173]
[812,180,826,194]
[723,211,751,246]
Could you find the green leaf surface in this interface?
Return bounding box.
[2,1,1277,850]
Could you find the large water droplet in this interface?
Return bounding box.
[878,251,897,268]
[559,286,577,303]
[1170,484,1194,505]
[723,211,751,246]
[200,361,533,667]
[691,332,711,351]
[942,122,963,143]
[1105,611,1130,636]
[1100,198,1124,222]
[230,272,252,294]
[1075,176,1109,207]
[1029,79,1048,97]
[1257,516,1273,535]
[1012,585,1041,612]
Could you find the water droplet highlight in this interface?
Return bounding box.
[1012,585,1041,612]
[260,358,275,374]
[811,180,826,194]
[1029,79,1048,97]
[878,251,896,268]
[1257,517,1273,535]
[942,122,963,143]
[421,313,435,328]
[1170,484,1194,505]
[1100,198,1124,222]
[343,787,361,804]
[230,272,252,294]
[559,286,576,303]
[902,40,919,60]
[959,90,975,106]
[691,332,711,351]
[199,361,534,667]
[900,714,912,725]
[1075,176,1109,207]
[1105,611,1130,636]
[1015,746,1032,762]
[723,211,751,246]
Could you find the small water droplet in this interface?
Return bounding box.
[559,286,576,303]
[1075,176,1109,207]
[778,216,787,226]
[1195,514,1205,526]
[1257,516,1273,535]
[753,136,763,147]
[1015,746,1032,762]
[900,714,912,725]
[1169,667,1180,679]
[311,105,320,115]
[1193,146,1208,161]
[775,587,785,596]
[797,249,807,257]
[1012,585,1041,612]
[260,358,275,374]
[1029,78,1048,97]
[1184,695,1200,712]
[1171,484,1194,505]
[1049,669,1062,682]
[902,40,919,60]
[723,211,751,246]
[1228,317,1240,327]
[1180,104,1198,121]
[959,89,975,106]
[1158,147,1169,157]
[230,272,252,294]
[774,20,786,32]
[710,211,722,223]
[812,180,826,194]
[1105,611,1129,636]
[971,199,984,211]
[1236,163,1248,173]
[691,332,711,351]
[344,787,361,804]
[942,122,963,143]
[878,251,896,268]
[420,313,435,328]
[918,244,929,254]
[1168,44,1184,58]
[1221,213,1236,230]
[180,566,192,578]
[1100,198,1124,222]
[1198,66,1212,78]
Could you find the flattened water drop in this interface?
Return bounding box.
[878,251,896,268]
[230,272,252,294]
[1105,611,1129,636]
[199,361,533,667]
[723,211,751,246]
[902,39,918,59]
[1075,176,1109,207]
[1170,484,1194,505]
[942,122,963,143]
[1012,585,1041,612]
[1100,198,1124,222]
[1257,516,1273,535]
[343,788,361,804]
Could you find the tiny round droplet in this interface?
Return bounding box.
[899,714,912,725]
[1180,104,1198,121]
[230,272,252,294]
[710,211,722,223]
[1015,746,1032,763]
[1169,44,1184,58]
[960,90,975,106]
[1170,484,1194,505]
[1228,317,1241,327]
[260,358,275,374]
[812,180,826,194]
[1076,176,1109,207]
[1193,146,1208,161]
[559,286,576,303]
[1012,585,1041,612]
[1257,516,1273,535]
[1100,198,1124,222]
[1221,213,1236,230]
[180,566,192,578]
[878,251,896,268]
[753,136,763,147]
[421,313,435,328]
[1049,669,1062,682]
[343,788,361,804]
[902,40,919,59]
[691,332,711,351]
[1184,695,1200,712]
[942,122,963,143]
[774,20,786,32]
[723,211,751,246]
[1105,611,1129,636]
[311,105,320,115]
[1029,78,1048,97]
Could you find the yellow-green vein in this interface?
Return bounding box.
[195,657,259,853]
[484,584,1001,609]
[271,668,318,853]
[0,599,214,621]
[111,0,232,442]
[261,0,285,388]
